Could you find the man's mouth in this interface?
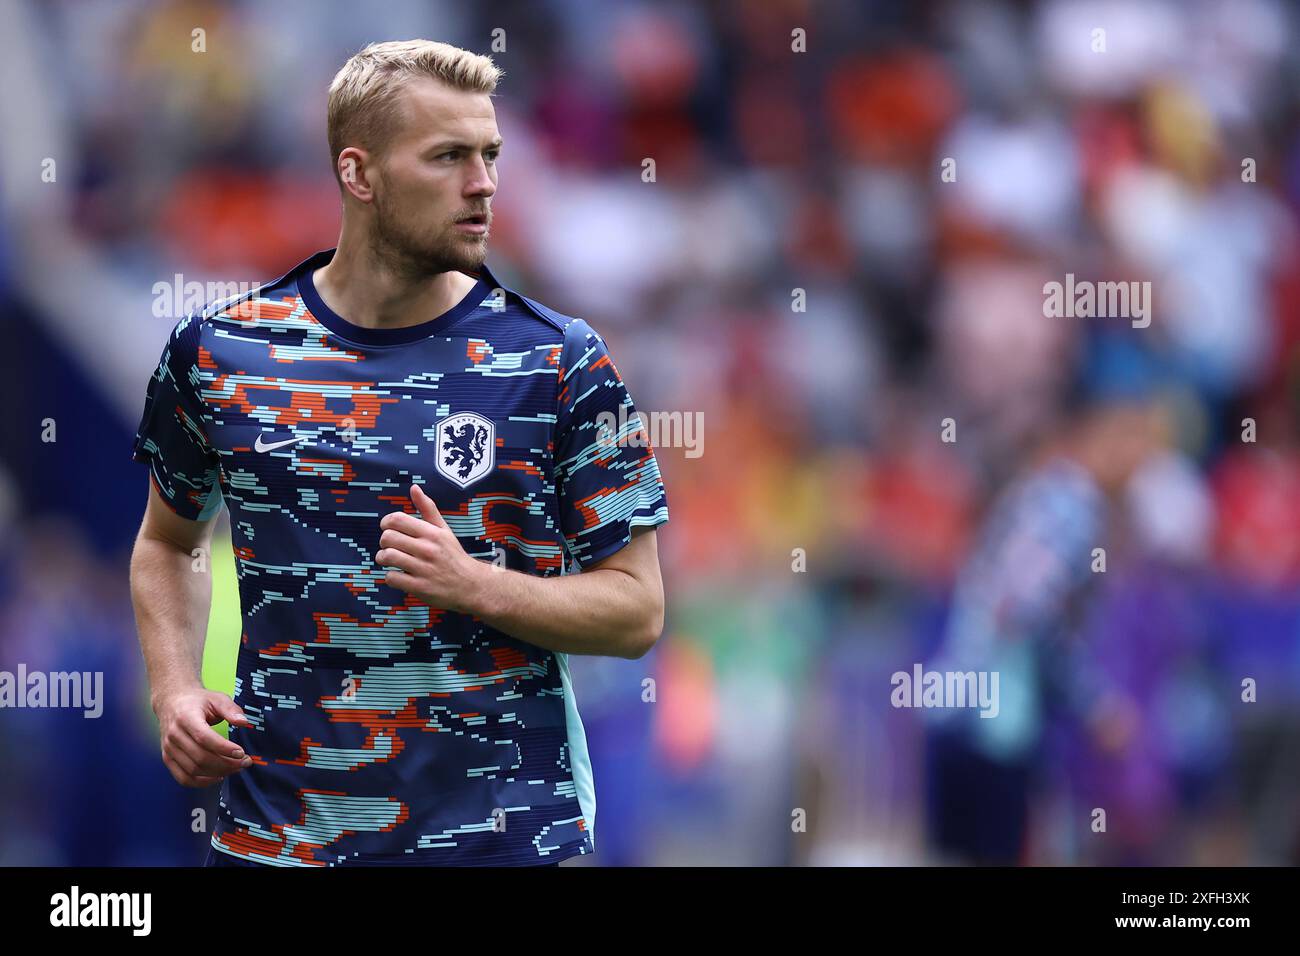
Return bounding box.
[456,212,489,235]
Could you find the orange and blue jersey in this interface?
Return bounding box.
[131,248,670,865]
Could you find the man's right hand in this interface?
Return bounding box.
[155,687,254,788]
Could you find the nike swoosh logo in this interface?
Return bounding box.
[253,434,306,453]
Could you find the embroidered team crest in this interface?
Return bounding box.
[435,412,495,488]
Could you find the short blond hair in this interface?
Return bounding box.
[327,39,502,184]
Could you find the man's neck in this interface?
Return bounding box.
[312,240,480,332]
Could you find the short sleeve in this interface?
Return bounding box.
[554,318,669,570]
[131,313,223,520]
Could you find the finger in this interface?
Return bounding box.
[411,483,449,529]
[168,757,222,789]
[166,722,225,770]
[189,735,254,776]
[379,507,416,531]
[174,728,250,777]
[163,753,209,788]
[165,738,235,783]
[164,736,205,776]
[180,713,254,768]
[384,569,420,594]
[379,527,428,556]
[380,511,434,538]
[208,695,253,729]
[376,546,422,575]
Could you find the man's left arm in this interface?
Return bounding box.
[477,525,664,659]
[377,483,664,659]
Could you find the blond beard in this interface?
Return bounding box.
[372,192,489,279]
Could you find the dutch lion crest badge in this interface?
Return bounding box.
[435,411,495,488]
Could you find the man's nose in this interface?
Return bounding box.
[465,157,496,197]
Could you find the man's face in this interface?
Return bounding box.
[368,78,500,276]
[1091,402,1161,493]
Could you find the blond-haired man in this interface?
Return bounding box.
[129,40,669,867]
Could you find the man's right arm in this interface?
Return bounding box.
[130,479,252,787]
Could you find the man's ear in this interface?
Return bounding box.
[338,151,375,202]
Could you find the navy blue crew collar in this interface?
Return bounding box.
[295,247,497,346]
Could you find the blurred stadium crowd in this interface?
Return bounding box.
[1,0,1299,865]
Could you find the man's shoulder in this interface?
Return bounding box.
[166,258,288,321]
[477,268,602,351]
[478,265,577,331]
[515,296,609,356]
[170,253,322,347]
[509,289,577,335]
